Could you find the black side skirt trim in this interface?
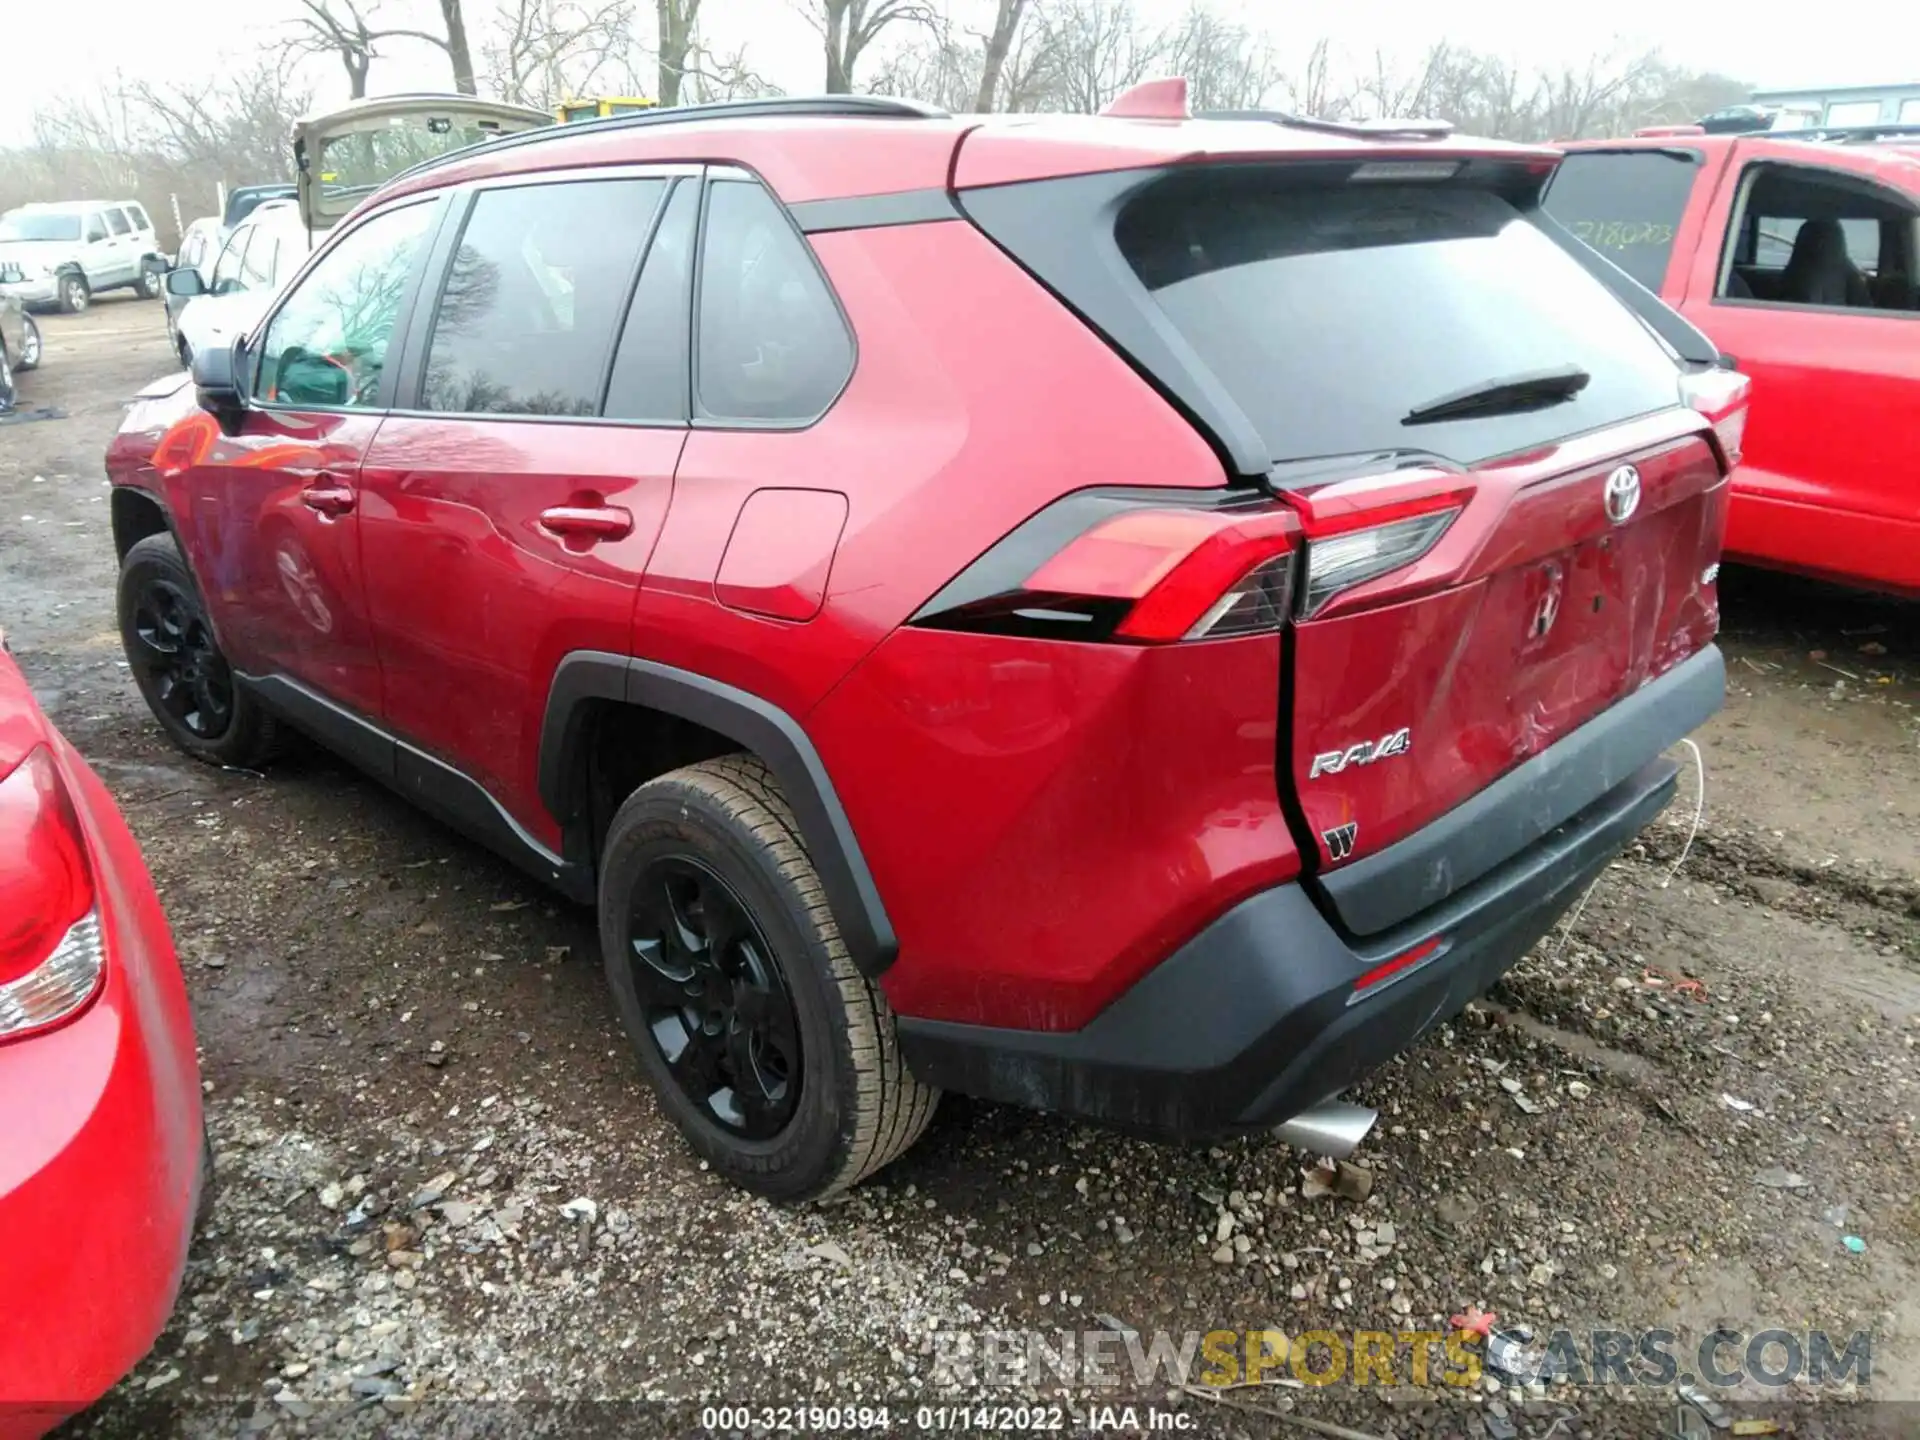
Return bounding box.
[240,672,593,903]
[1312,645,1724,937]
[538,652,898,976]
[790,188,961,234]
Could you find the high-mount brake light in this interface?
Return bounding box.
[1349,160,1462,182]
[0,746,104,1042]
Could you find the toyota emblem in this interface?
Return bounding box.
[1603,464,1641,524]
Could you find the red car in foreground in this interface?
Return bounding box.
[106,85,1740,1200]
[0,638,205,1438]
[1545,129,1920,597]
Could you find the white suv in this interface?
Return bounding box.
[0,199,167,313]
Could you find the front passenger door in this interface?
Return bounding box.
[167,198,443,721]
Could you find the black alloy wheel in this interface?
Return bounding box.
[127,576,234,740]
[626,856,802,1139]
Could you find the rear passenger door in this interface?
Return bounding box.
[100,206,138,285]
[356,167,695,839]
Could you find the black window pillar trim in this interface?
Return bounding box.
[539,652,899,976]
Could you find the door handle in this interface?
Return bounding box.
[539,504,633,541]
[301,481,357,517]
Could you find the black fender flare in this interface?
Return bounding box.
[540,653,898,977]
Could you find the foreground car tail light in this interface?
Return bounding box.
[1680,366,1752,469]
[1296,492,1468,619]
[916,501,1298,644]
[0,747,104,1042]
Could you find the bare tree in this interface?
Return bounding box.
[437,0,481,94]
[975,0,1033,111]
[1164,3,1278,113]
[796,0,936,94]
[286,0,391,99]
[655,0,701,105]
[1036,0,1161,113]
[486,0,634,109]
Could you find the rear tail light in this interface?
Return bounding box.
[1293,488,1469,619]
[1680,366,1751,468]
[918,503,1298,645]
[0,747,104,1042]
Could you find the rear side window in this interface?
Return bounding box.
[695,179,852,423]
[1116,175,1683,468]
[1542,150,1701,291]
[126,204,151,231]
[420,177,667,417]
[106,208,132,236]
[605,179,698,422]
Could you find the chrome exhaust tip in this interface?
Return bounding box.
[1273,1100,1379,1160]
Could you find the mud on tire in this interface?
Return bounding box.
[598,755,938,1201]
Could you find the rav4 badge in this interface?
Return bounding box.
[1308,727,1412,779]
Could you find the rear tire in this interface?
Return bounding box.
[135,264,163,300]
[57,273,89,314]
[117,533,280,768]
[0,340,13,412]
[598,755,937,1201]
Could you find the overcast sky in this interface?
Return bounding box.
[3,0,1915,144]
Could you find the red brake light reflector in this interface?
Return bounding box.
[1349,936,1447,1002]
[1680,367,1751,468]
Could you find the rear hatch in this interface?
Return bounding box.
[960,143,1740,920]
[293,94,553,232]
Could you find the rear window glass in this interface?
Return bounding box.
[1117,177,1683,469]
[1542,150,1701,291]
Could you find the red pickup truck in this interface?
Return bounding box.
[1543,132,1920,597]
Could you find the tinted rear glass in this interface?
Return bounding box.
[1542,149,1701,290]
[1116,176,1682,468]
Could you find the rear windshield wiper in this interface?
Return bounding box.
[1402,364,1591,426]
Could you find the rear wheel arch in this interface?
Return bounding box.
[541,652,899,977]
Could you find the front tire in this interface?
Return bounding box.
[117,533,280,768]
[0,340,14,412]
[599,756,937,1202]
[15,315,40,371]
[57,273,89,314]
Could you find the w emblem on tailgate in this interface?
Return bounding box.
[1323,822,1358,861]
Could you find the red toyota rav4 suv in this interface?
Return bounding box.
[105,86,1742,1199]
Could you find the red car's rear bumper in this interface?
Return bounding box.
[0,741,203,1439]
[1726,487,1920,599]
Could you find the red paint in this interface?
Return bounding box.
[100,112,1726,1052]
[1289,420,1725,866]
[715,489,849,622]
[1563,133,1920,597]
[0,653,203,1437]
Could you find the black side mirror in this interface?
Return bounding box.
[191,340,248,431]
[166,267,206,298]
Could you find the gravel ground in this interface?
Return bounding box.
[4,304,1917,1440]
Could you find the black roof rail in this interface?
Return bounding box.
[384,94,951,191]
[1197,109,1454,141]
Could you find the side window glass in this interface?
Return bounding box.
[239,232,278,291]
[212,229,251,293]
[604,179,697,422]
[85,214,107,243]
[1723,165,1918,311]
[421,178,666,417]
[128,205,151,231]
[256,201,437,410]
[106,208,132,236]
[695,179,853,423]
